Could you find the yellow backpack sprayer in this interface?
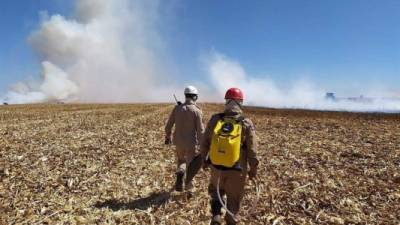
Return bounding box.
[207,113,260,222]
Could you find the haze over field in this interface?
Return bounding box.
[0,0,399,112]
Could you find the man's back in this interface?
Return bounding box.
[165,100,204,148]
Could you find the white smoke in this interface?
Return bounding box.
[1,0,177,104]
[1,0,399,113]
[207,51,400,112]
[1,61,78,104]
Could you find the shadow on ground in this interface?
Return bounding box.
[95,191,171,211]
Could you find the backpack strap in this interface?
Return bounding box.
[237,117,246,148]
[236,116,245,123]
[218,113,244,123]
[217,113,225,121]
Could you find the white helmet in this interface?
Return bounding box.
[184,86,199,95]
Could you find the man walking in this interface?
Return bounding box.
[165,86,204,191]
[201,87,259,225]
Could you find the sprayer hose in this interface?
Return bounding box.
[216,173,237,221]
[216,172,261,222]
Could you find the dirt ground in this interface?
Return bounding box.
[1,103,399,225]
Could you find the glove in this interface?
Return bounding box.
[164,137,172,145]
[248,169,257,180]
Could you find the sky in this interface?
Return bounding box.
[0,0,399,98]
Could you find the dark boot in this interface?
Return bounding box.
[210,215,222,225]
[185,181,193,191]
[210,199,222,225]
[226,219,238,225]
[175,171,184,192]
[225,213,239,225]
[185,181,194,199]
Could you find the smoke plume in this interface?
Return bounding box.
[1,0,399,112]
[2,62,78,104]
[1,0,177,104]
[207,52,400,112]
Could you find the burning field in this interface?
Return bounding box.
[0,103,399,225]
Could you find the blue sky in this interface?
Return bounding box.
[0,0,73,92]
[0,0,399,95]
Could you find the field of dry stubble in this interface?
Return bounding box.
[0,103,400,225]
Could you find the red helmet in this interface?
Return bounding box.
[225,88,244,100]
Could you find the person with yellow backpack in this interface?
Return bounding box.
[200,88,259,225]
